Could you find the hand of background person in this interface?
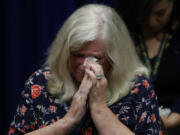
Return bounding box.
[161,112,180,128]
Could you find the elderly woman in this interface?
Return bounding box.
[9,4,162,135]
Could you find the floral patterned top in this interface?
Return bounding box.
[8,68,163,135]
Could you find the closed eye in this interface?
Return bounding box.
[72,54,84,58]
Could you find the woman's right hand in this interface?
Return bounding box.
[63,70,93,125]
[25,71,93,135]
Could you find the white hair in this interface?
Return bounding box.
[45,4,149,105]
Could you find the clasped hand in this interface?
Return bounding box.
[65,59,107,125]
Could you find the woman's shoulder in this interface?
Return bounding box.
[21,67,52,99]
[132,75,151,89]
[30,67,51,79]
[25,67,51,85]
[111,75,155,108]
[129,74,155,98]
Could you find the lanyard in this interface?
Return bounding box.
[139,33,171,82]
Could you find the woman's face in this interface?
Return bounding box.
[68,40,111,85]
[143,0,174,34]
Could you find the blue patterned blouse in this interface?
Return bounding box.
[8,68,163,135]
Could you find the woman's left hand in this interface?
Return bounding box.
[85,59,135,135]
[85,59,108,108]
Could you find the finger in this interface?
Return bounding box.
[85,67,97,84]
[78,70,93,95]
[86,62,105,83]
[81,70,88,84]
[86,60,104,76]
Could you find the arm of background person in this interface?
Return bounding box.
[161,97,180,128]
[161,112,180,128]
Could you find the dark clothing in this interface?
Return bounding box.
[172,97,180,114]
[154,41,180,108]
[8,68,162,135]
[137,33,180,108]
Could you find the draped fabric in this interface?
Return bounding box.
[0,0,116,135]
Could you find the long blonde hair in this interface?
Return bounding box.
[45,4,149,105]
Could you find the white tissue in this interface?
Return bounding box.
[159,106,171,118]
[83,56,99,68]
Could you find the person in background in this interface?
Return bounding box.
[8,4,163,135]
[116,0,180,129]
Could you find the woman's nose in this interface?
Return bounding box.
[79,58,86,70]
[148,16,159,28]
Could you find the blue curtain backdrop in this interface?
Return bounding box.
[0,0,116,134]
